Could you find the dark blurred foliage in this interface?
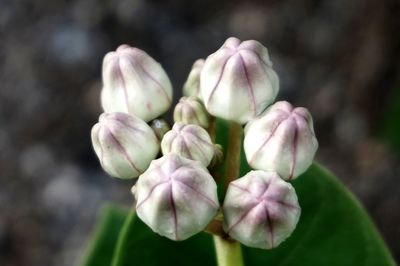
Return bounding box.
[0,0,399,265]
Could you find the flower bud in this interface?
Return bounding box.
[244,101,318,180]
[183,59,204,99]
[101,44,173,122]
[223,170,300,249]
[150,119,171,141]
[161,123,214,167]
[91,112,159,179]
[135,153,219,241]
[200,37,279,124]
[208,144,224,169]
[173,96,210,128]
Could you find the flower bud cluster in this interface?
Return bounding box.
[91,44,220,241]
[197,37,318,249]
[91,44,174,180]
[90,39,318,249]
[198,37,318,177]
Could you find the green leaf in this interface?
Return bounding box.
[111,211,216,266]
[380,87,400,154]
[109,163,395,266]
[79,205,128,266]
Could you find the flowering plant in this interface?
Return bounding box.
[80,38,395,266]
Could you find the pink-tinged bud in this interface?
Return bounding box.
[223,170,300,249]
[173,96,210,128]
[135,154,219,241]
[101,44,173,122]
[91,112,159,179]
[200,37,279,124]
[244,101,318,180]
[161,123,214,167]
[183,59,204,99]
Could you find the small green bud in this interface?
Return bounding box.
[173,96,210,128]
[183,59,204,99]
[150,119,171,141]
[161,123,214,167]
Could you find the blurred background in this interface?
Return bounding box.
[0,0,399,265]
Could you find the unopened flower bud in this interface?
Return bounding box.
[101,44,173,122]
[131,185,137,199]
[91,112,159,179]
[200,37,279,124]
[244,101,318,180]
[208,144,224,169]
[223,170,300,249]
[135,153,219,241]
[183,59,204,99]
[173,96,210,128]
[161,123,214,167]
[150,119,171,141]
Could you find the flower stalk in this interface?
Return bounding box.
[213,235,244,266]
[224,121,243,192]
[208,120,244,266]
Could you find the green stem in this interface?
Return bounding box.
[224,121,243,192]
[214,236,244,266]
[211,120,244,266]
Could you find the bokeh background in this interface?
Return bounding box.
[1,0,400,265]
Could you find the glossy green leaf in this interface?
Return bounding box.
[380,88,400,154]
[111,211,216,266]
[79,205,128,266]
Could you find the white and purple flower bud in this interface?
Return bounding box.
[101,44,173,122]
[173,96,210,128]
[223,170,300,249]
[161,123,214,167]
[91,112,159,179]
[200,37,279,124]
[183,59,204,99]
[244,101,318,180]
[135,153,219,241]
